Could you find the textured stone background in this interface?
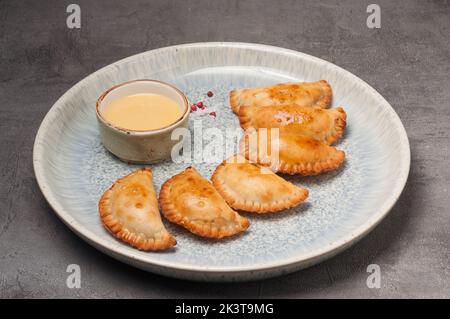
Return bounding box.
[0,0,449,298]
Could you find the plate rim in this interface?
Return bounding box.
[33,42,411,278]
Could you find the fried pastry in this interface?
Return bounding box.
[240,129,345,175]
[159,167,250,239]
[229,80,332,114]
[239,105,346,144]
[212,155,309,213]
[99,168,176,251]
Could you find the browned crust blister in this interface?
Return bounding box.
[211,156,309,213]
[159,167,250,239]
[99,168,176,251]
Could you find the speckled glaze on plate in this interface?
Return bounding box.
[33,42,410,281]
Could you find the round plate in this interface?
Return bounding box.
[33,42,410,281]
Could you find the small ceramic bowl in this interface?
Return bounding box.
[96,80,189,163]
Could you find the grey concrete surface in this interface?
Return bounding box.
[0,0,449,298]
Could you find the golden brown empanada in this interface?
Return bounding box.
[229,80,332,114]
[99,168,176,251]
[239,105,346,144]
[159,167,250,239]
[240,129,345,175]
[212,155,309,213]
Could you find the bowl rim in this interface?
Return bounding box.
[95,79,189,135]
[33,42,411,280]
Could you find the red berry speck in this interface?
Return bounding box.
[209,111,217,118]
[207,91,213,97]
[190,104,197,112]
[197,101,204,109]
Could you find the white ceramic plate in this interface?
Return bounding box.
[33,42,410,281]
